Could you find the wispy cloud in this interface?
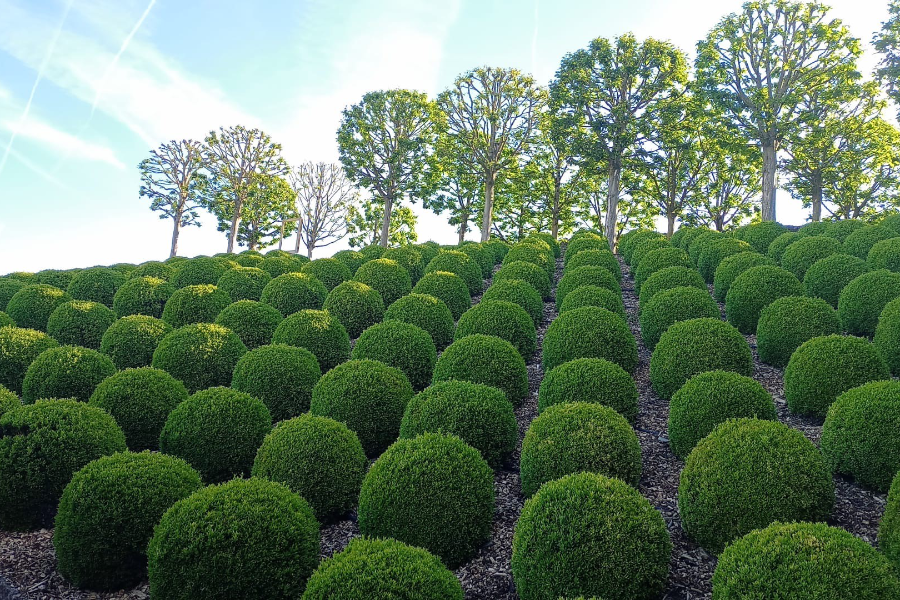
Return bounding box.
[2,117,124,169]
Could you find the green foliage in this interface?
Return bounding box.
[639,286,720,350]
[803,252,871,307]
[0,385,20,418]
[650,318,752,400]
[234,253,264,267]
[253,414,366,520]
[633,247,690,293]
[712,251,774,302]
[713,521,900,599]
[678,418,834,554]
[668,371,776,460]
[360,244,386,259]
[456,243,492,279]
[564,249,621,281]
[301,258,352,291]
[53,451,202,590]
[733,221,788,253]
[130,261,175,281]
[797,221,832,237]
[867,236,900,272]
[350,320,436,391]
[347,201,419,248]
[0,279,26,311]
[426,251,482,296]
[638,265,706,307]
[46,300,115,349]
[67,268,125,307]
[511,472,671,600]
[482,239,509,263]
[556,266,621,309]
[353,258,413,307]
[784,334,890,417]
[838,269,900,336]
[686,230,725,265]
[434,334,529,406]
[412,271,472,320]
[358,432,494,569]
[881,472,900,572]
[876,296,900,375]
[214,300,283,350]
[543,307,637,373]
[565,235,611,266]
[260,255,304,278]
[147,477,320,600]
[272,309,350,372]
[216,266,271,301]
[725,265,803,334]
[538,357,637,423]
[112,276,174,318]
[697,238,752,283]
[0,312,10,328]
[323,281,385,339]
[0,399,126,530]
[100,315,170,369]
[493,261,551,300]
[0,326,59,394]
[151,323,247,393]
[455,300,536,358]
[232,344,322,421]
[757,296,841,367]
[670,226,705,250]
[332,249,366,275]
[481,279,543,326]
[559,285,625,318]
[504,243,555,279]
[384,293,454,350]
[36,269,79,290]
[780,235,842,280]
[826,219,868,242]
[844,225,899,259]
[6,284,71,331]
[630,237,671,270]
[528,233,562,258]
[261,272,328,316]
[22,345,116,404]
[161,284,231,328]
[766,232,800,263]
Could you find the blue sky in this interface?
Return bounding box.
[0,0,891,272]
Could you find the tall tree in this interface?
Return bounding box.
[491,158,543,240]
[206,174,296,250]
[551,33,687,247]
[346,197,418,248]
[874,0,900,120]
[290,162,355,258]
[139,139,205,258]
[439,67,544,242]
[532,111,582,239]
[337,89,441,247]
[684,138,761,231]
[202,126,288,252]
[424,133,482,244]
[695,0,861,222]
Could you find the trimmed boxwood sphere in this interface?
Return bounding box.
[528,232,561,258]
[214,300,283,350]
[0,312,10,328]
[725,265,803,334]
[47,300,115,349]
[0,279,26,311]
[151,323,247,393]
[358,432,494,569]
[36,269,78,290]
[22,345,116,404]
[67,268,125,307]
[100,315,170,369]
[780,234,842,280]
[687,230,725,265]
[457,243,493,279]
[382,247,425,283]
[455,300,536,358]
[259,255,305,278]
[876,296,900,375]
[556,266,621,310]
[668,371,776,460]
[803,252,871,307]
[54,451,202,590]
[650,318,752,400]
[148,477,320,600]
[867,236,900,272]
[543,307,637,373]
[354,258,414,306]
[639,286,720,351]
[565,235,611,267]
[129,261,175,281]
[412,271,471,320]
[351,321,436,391]
[623,230,666,265]
[756,296,840,367]
[172,257,228,288]
[0,399,126,530]
[838,269,900,337]
[415,243,442,266]
[0,326,59,394]
[311,358,413,457]
[89,367,188,451]
[638,266,706,308]
[820,380,900,491]
[427,251,483,295]
[670,226,707,251]
[113,276,174,318]
[332,249,365,274]
[733,221,788,253]
[630,237,671,271]
[713,521,900,599]
[0,384,19,417]
[384,293,454,350]
[302,537,463,600]
[512,472,670,600]
[698,238,752,283]
[433,334,529,406]
[261,272,328,316]
[7,284,71,330]
[844,224,899,259]
[400,380,516,468]
[559,285,625,318]
[798,220,832,237]
[216,266,271,301]
[824,218,867,241]
[766,231,800,262]
[360,244,386,259]
[678,418,834,554]
[481,238,509,263]
[252,414,366,520]
[481,279,543,326]
[323,281,385,339]
[272,309,350,372]
[301,258,353,291]
[564,249,621,281]
[713,251,774,302]
[160,387,271,482]
[538,357,637,422]
[162,284,231,328]
[493,261,551,300]
[633,247,690,292]
[503,244,554,280]
[232,344,322,421]
[881,473,900,572]
[520,403,641,497]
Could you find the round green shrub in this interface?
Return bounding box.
[162,284,230,328]
[713,251,774,302]
[5,272,36,283]
[360,244,386,259]
[22,345,116,404]
[712,521,900,599]
[353,258,413,307]
[538,357,637,422]
[622,230,666,265]
[0,326,59,394]
[556,266,621,309]
[638,266,706,308]
[358,432,494,569]
[35,269,79,290]
[634,247,691,292]
[7,284,71,331]
[332,249,365,274]
[756,295,840,367]
[164,256,188,266]
[881,473,900,572]
[824,218,867,242]
[512,472,671,600]
[838,269,900,337]
[259,255,304,278]
[148,477,319,600]
[261,272,328,316]
[67,268,125,307]
[100,315,170,369]
[0,311,10,328]
[415,242,442,266]
[698,238,752,283]
[481,238,509,263]
[427,251,483,295]
[272,309,350,372]
[493,261,551,300]
[640,286,720,350]
[678,418,834,554]
[46,300,115,349]
[520,403,641,497]
[564,248,621,282]
[875,296,900,375]
[630,236,671,270]
[54,451,202,590]
[216,266,271,301]
[780,234,842,280]
[616,228,651,257]
[0,279,26,311]
[559,284,625,318]
[766,231,800,262]
[0,384,20,418]
[323,281,385,339]
[543,307,637,373]
[797,220,832,237]
[844,224,899,259]
[232,344,321,421]
[301,258,352,291]
[110,263,137,275]
[412,271,472,319]
[883,212,900,234]
[668,371,776,460]
[650,318,752,400]
[820,380,900,491]
[214,299,283,350]
[151,323,247,393]
[503,243,555,280]
[733,221,788,253]
[455,300,536,358]
[687,230,725,265]
[456,243,492,279]
[160,387,270,482]
[112,276,174,319]
[0,399,126,530]
[565,234,610,266]
[351,320,436,391]
[252,414,366,520]
[867,236,900,272]
[803,252,871,307]
[264,249,295,259]
[400,380,516,468]
[670,226,708,251]
[129,261,175,281]
[528,232,562,258]
[433,334,529,406]
[481,279,543,326]
[725,265,803,334]
[384,293,454,350]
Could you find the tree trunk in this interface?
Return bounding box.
[605,160,621,250]
[715,215,724,231]
[458,210,469,245]
[761,142,777,222]
[380,195,393,247]
[480,172,496,243]
[551,185,561,240]
[227,197,243,253]
[667,212,676,238]
[169,218,181,258]
[811,171,823,222]
[294,227,302,254]
[307,241,315,260]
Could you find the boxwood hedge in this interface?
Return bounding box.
[433,334,529,406]
[843,224,899,259]
[151,323,247,393]
[780,235,842,280]
[538,357,638,422]
[756,296,840,367]
[67,268,125,307]
[232,344,322,421]
[543,307,637,374]
[6,284,71,331]
[492,261,551,300]
[455,300,536,358]
[214,299,283,350]
[428,251,483,295]
[22,345,116,404]
[301,258,352,291]
[837,269,900,337]
[47,300,115,349]
[733,221,788,253]
[712,251,774,302]
[272,309,350,372]
[113,276,174,318]
[881,473,900,572]
[99,315,169,369]
[216,266,271,301]
[639,286,720,351]
[697,238,752,284]
[481,279,543,326]
[725,265,803,334]
[351,320,436,391]
[633,247,691,293]
[261,272,328,316]
[803,252,871,307]
[638,266,706,308]
[161,284,231,327]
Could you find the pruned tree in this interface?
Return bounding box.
[695,0,861,222]
[874,0,900,120]
[532,111,583,239]
[491,158,543,241]
[346,197,418,248]
[139,139,206,258]
[206,174,296,250]
[424,133,482,244]
[439,67,544,242]
[290,162,355,258]
[684,140,761,231]
[202,126,288,252]
[337,89,441,247]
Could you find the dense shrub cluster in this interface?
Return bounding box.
[780,234,842,279]
[47,300,115,349]
[433,334,529,405]
[556,266,620,310]
[162,284,231,327]
[214,299,283,349]
[481,279,543,325]
[493,260,551,300]
[0,326,59,393]
[412,271,471,319]
[455,300,536,357]
[725,265,803,334]
[564,249,621,281]
[0,279,26,311]
[756,296,840,367]
[457,243,493,278]
[766,231,800,263]
[261,272,328,316]
[427,251,484,296]
[837,269,900,337]
[301,258,352,291]
[803,252,871,307]
[843,224,898,259]
[687,230,725,265]
[638,266,706,307]
[538,357,638,422]
[113,276,174,318]
[323,280,386,340]
[867,236,900,272]
[630,237,671,271]
[564,233,608,265]
[67,268,126,307]
[151,323,247,393]
[823,219,866,241]
[559,284,625,317]
[733,221,788,253]
[351,320,436,391]
[712,251,774,302]
[7,284,71,330]
[670,226,707,251]
[697,238,752,283]
[503,244,554,281]
[633,247,690,292]
[216,266,271,301]
[639,286,720,350]
[543,307,637,373]
[100,315,170,369]
[232,344,322,421]
[172,257,228,288]
[481,239,509,263]
[272,308,349,372]
[882,474,900,571]
[36,269,79,290]
[383,293,453,350]
[331,249,366,274]
[0,385,19,417]
[875,296,900,374]
[260,255,305,278]
[129,261,175,281]
[383,246,426,283]
[623,231,666,265]
[22,345,116,404]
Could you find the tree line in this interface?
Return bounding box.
[142,0,900,256]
